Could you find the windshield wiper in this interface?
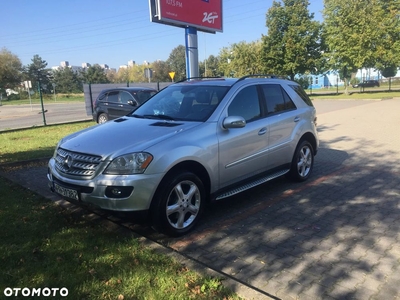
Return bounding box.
[130,114,176,121]
[130,114,145,118]
[142,114,176,121]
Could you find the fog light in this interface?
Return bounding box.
[112,188,121,195]
[105,186,133,198]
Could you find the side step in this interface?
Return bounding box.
[215,169,289,200]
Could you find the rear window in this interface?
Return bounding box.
[289,84,314,107]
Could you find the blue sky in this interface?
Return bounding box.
[2,0,324,70]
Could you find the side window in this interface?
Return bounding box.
[107,91,119,103]
[120,91,134,104]
[228,85,261,123]
[262,84,295,114]
[282,89,296,110]
[98,92,107,101]
[289,84,314,106]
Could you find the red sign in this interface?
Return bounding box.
[151,0,223,33]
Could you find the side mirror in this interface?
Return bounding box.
[223,116,246,129]
[127,100,139,107]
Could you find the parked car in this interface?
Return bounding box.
[48,75,319,236]
[92,87,157,123]
[352,80,380,88]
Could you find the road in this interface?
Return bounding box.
[0,99,379,132]
[0,102,92,131]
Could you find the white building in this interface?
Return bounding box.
[355,68,400,81]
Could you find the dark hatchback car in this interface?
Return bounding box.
[352,80,380,88]
[93,87,157,123]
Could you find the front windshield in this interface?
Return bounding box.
[131,85,229,122]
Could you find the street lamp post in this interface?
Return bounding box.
[336,75,339,95]
[37,80,47,126]
[52,83,57,102]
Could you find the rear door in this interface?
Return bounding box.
[261,84,299,169]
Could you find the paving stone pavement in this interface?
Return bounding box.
[1,98,399,299]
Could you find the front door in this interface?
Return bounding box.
[217,85,270,188]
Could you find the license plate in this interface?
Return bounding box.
[54,182,79,201]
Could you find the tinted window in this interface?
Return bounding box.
[228,86,261,122]
[262,84,295,114]
[120,91,134,104]
[283,89,296,110]
[107,91,119,103]
[98,92,107,101]
[289,84,314,106]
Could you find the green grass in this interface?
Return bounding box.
[0,176,238,299]
[0,121,96,164]
[0,94,84,106]
[309,89,400,100]
[0,124,240,299]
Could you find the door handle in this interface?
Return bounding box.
[258,128,267,135]
[294,116,300,122]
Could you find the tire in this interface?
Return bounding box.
[288,140,314,182]
[151,171,205,236]
[98,113,109,124]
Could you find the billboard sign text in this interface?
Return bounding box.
[149,0,223,33]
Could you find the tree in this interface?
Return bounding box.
[151,60,171,82]
[0,48,23,92]
[381,64,398,91]
[166,45,186,81]
[106,69,118,83]
[261,0,322,80]
[117,67,130,84]
[25,55,53,93]
[323,0,400,93]
[218,41,263,77]
[374,1,400,73]
[128,64,146,83]
[200,55,220,77]
[80,64,109,84]
[52,67,82,93]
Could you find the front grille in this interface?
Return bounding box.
[55,148,103,178]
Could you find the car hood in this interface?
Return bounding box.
[59,117,201,159]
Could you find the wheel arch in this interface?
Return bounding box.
[97,112,108,123]
[149,160,211,235]
[300,132,318,155]
[152,160,211,204]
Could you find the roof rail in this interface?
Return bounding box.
[175,76,224,84]
[236,74,288,83]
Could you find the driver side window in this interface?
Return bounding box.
[120,91,134,104]
[228,86,261,123]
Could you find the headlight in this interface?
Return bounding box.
[53,139,63,158]
[104,153,153,175]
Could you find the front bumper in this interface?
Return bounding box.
[47,158,162,212]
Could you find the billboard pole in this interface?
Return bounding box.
[185,26,199,79]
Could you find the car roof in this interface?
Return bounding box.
[100,87,157,93]
[172,75,293,87]
[173,78,237,87]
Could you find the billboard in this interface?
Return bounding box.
[149,0,223,33]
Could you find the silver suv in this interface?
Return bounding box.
[47,76,319,236]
